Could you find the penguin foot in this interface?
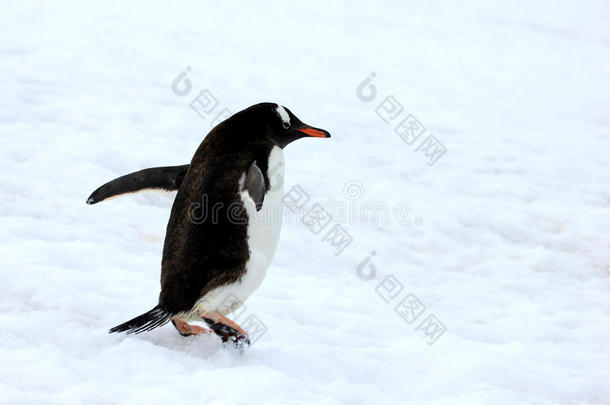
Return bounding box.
[224,331,251,352]
[200,312,251,350]
[171,318,210,337]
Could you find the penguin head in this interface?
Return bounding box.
[234,102,331,149]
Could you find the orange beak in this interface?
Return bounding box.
[298,127,330,138]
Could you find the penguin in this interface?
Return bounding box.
[89,102,330,348]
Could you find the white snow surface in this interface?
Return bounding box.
[2,1,610,404]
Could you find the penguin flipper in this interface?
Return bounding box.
[243,161,265,211]
[86,164,190,204]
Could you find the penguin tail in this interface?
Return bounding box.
[109,305,172,335]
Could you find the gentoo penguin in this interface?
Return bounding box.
[89,102,330,348]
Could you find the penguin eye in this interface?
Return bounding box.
[282,122,290,129]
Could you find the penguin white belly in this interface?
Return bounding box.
[193,146,285,316]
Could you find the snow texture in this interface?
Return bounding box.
[1,1,610,404]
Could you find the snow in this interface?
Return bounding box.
[2,0,610,403]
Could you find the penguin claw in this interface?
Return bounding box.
[202,317,251,350]
[224,333,251,352]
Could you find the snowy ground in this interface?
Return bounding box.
[2,1,610,404]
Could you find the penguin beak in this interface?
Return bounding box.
[298,126,331,138]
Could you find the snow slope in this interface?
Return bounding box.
[2,1,610,403]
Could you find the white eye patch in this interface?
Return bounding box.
[275,104,291,127]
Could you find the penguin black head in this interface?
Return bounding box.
[227,102,331,149]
